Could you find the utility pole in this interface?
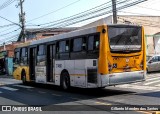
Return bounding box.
[112,0,117,24]
[17,0,25,41]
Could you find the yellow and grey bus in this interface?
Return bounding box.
[13,24,146,89]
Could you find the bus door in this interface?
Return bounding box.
[47,44,55,82]
[29,47,36,80]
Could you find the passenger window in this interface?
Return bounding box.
[22,48,27,57]
[58,40,69,53]
[73,38,82,52]
[15,51,20,63]
[59,41,66,52]
[37,45,45,55]
[88,36,94,50]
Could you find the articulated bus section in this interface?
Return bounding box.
[13,24,146,89]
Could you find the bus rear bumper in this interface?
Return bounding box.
[107,70,146,86]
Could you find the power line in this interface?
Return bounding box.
[0,34,19,44]
[4,0,147,43]
[136,5,160,12]
[37,1,112,26]
[31,0,147,33]
[0,15,20,26]
[0,23,15,28]
[0,0,16,11]
[4,34,19,42]
[0,34,19,45]
[27,0,81,23]
[118,10,154,16]
[0,26,17,34]
[0,28,20,37]
[48,0,144,27]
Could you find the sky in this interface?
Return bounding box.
[0,0,160,44]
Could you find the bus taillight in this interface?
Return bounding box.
[108,63,112,72]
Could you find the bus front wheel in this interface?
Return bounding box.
[61,72,70,90]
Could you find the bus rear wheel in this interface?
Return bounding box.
[61,72,70,90]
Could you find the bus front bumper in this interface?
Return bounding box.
[108,70,146,86]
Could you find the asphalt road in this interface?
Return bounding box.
[0,72,160,114]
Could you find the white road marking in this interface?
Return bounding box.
[95,102,111,105]
[0,87,18,91]
[146,75,160,79]
[132,82,143,84]
[117,84,160,91]
[13,85,34,89]
[155,84,160,87]
[143,80,160,86]
[145,77,160,81]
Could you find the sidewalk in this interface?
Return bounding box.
[0,74,14,79]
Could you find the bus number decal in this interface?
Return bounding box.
[56,64,62,68]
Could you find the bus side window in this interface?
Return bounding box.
[37,45,45,55]
[37,45,45,66]
[73,38,82,52]
[14,51,20,64]
[59,41,66,53]
[21,48,28,64]
[88,36,94,51]
[57,40,70,60]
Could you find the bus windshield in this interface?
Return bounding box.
[108,26,142,52]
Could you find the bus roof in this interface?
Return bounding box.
[16,42,30,48]
[30,26,97,46]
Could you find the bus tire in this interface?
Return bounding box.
[21,70,27,84]
[60,71,70,90]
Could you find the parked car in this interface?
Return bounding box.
[147,54,160,72]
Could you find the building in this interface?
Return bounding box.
[0,27,78,75]
[0,44,16,75]
[81,15,160,55]
[17,27,78,42]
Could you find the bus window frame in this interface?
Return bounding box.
[20,47,28,65]
[36,44,46,66]
[14,49,20,64]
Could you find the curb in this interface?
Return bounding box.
[0,75,14,79]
